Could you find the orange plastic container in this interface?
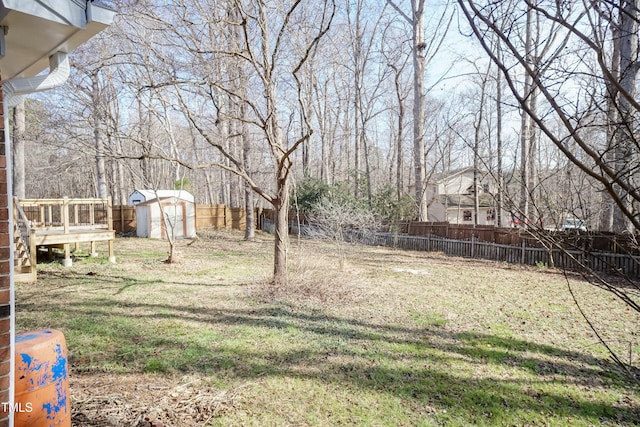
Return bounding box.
[14,329,70,427]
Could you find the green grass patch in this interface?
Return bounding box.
[410,311,448,328]
[15,233,640,426]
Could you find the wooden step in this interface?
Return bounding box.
[15,271,36,283]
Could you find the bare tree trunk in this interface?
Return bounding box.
[612,0,639,233]
[394,65,405,201]
[92,73,108,199]
[412,3,428,221]
[273,172,289,284]
[496,58,504,227]
[241,105,255,240]
[12,100,26,198]
[519,6,534,224]
[353,4,363,199]
[473,65,490,226]
[387,0,445,221]
[301,110,311,177]
[116,138,128,204]
[137,96,151,187]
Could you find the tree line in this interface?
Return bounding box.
[9,0,640,284]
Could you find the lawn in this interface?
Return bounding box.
[15,231,640,426]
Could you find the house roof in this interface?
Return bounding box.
[0,0,116,79]
[428,167,492,184]
[439,194,495,208]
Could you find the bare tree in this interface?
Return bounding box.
[458,0,640,231]
[600,0,640,233]
[387,0,453,220]
[306,194,378,270]
[128,0,335,285]
[458,0,640,380]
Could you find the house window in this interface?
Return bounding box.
[463,210,472,222]
[482,183,490,193]
[486,209,495,222]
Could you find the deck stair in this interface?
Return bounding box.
[14,198,36,282]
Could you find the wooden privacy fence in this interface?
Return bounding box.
[261,216,640,278]
[260,210,639,255]
[402,221,639,255]
[112,204,250,234]
[112,205,136,233]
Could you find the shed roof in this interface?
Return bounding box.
[135,196,195,207]
[130,189,195,203]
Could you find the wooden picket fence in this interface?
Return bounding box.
[359,233,640,277]
[261,217,640,278]
[261,210,639,255]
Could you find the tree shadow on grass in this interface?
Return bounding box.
[16,296,640,426]
[28,270,240,296]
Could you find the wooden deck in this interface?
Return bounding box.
[31,228,115,246]
[14,197,116,282]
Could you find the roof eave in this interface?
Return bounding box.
[0,1,116,79]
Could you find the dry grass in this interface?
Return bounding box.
[15,231,640,426]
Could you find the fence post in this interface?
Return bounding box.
[471,235,476,258]
[521,240,526,264]
[120,204,124,233]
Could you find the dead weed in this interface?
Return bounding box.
[71,374,240,427]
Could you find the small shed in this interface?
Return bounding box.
[134,193,196,239]
[129,189,195,206]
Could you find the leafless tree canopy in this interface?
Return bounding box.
[13,1,640,294]
[458,0,640,233]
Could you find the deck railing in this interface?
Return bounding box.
[18,197,113,233]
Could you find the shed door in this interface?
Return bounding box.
[162,205,185,239]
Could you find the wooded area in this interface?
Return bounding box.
[9,0,640,286]
[12,1,635,229]
[4,0,638,386]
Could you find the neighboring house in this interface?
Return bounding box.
[425,167,504,226]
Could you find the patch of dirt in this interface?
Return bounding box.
[249,269,369,307]
[71,373,238,427]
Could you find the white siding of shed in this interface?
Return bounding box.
[135,197,196,239]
